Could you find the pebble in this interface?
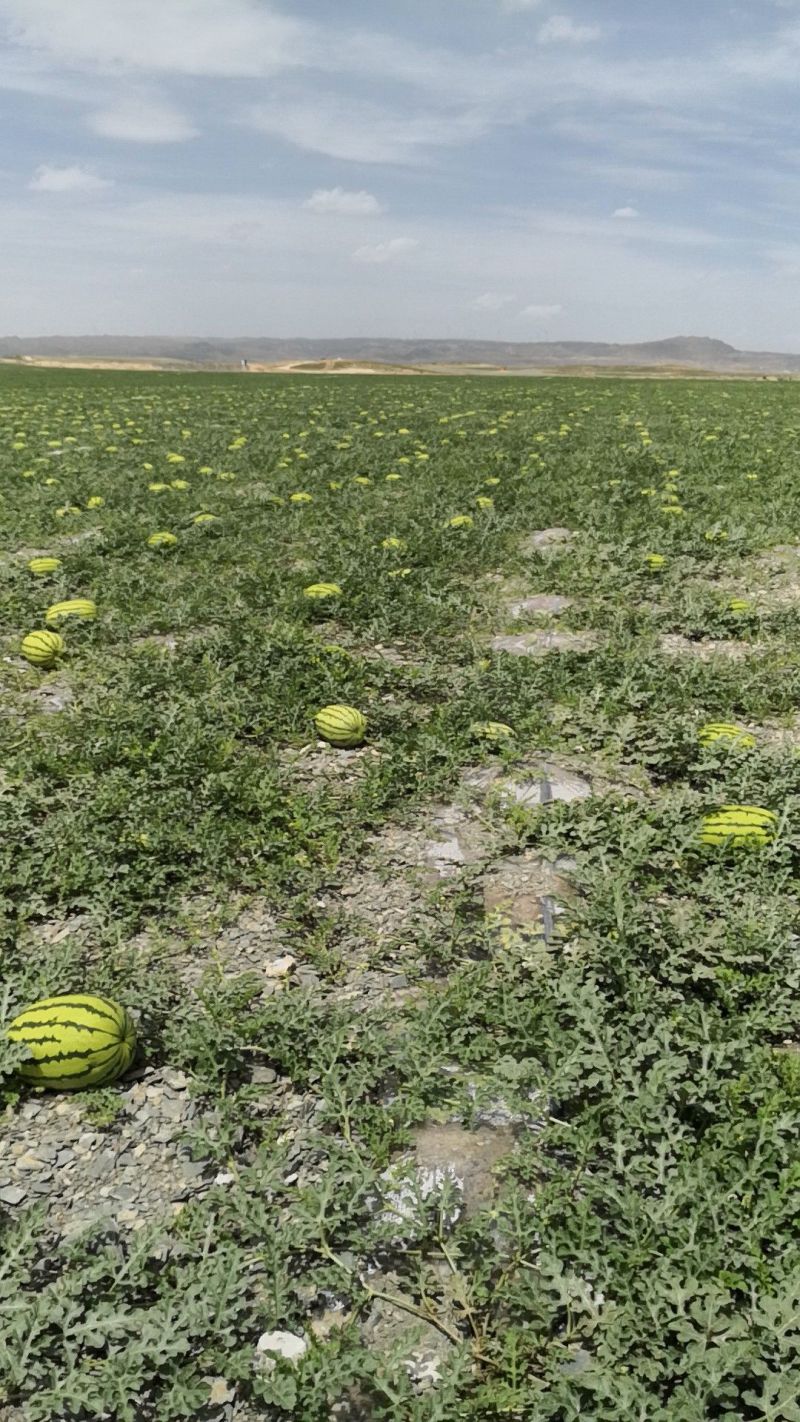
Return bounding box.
[254,1330,308,1370]
[0,1185,27,1206]
[28,1178,55,1195]
[295,969,320,988]
[14,1152,44,1172]
[264,954,297,979]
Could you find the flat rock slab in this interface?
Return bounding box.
[491,630,598,657]
[659,633,761,661]
[499,762,593,808]
[506,594,573,619]
[520,527,573,553]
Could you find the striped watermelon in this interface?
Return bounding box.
[699,805,776,849]
[21,630,64,666]
[698,722,756,750]
[28,557,61,575]
[7,994,137,1090]
[470,721,515,743]
[45,598,96,626]
[315,705,367,747]
[304,582,342,600]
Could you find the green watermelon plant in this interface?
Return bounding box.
[1,367,800,1418]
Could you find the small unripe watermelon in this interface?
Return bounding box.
[315,705,367,747]
[21,630,64,666]
[7,994,137,1090]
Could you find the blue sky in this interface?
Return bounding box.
[3,0,800,345]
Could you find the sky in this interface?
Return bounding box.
[4,0,800,346]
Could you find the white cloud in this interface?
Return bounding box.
[0,0,309,78]
[502,0,544,10]
[538,14,602,43]
[246,97,489,164]
[303,187,383,216]
[472,291,515,310]
[352,237,419,264]
[613,206,640,218]
[519,303,563,318]
[87,96,198,143]
[28,163,111,192]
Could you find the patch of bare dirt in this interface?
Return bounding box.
[491,629,599,657]
[659,633,764,661]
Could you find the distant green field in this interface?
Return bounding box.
[2,367,800,1420]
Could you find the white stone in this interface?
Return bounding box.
[255,1330,308,1372]
[263,954,297,978]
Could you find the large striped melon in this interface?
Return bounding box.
[7,994,137,1090]
[21,630,64,667]
[314,705,367,747]
[28,557,61,576]
[45,598,96,626]
[699,805,776,849]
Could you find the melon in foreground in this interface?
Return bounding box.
[699,805,776,849]
[7,994,137,1090]
[315,705,367,747]
[21,630,64,667]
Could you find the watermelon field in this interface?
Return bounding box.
[2,364,800,1420]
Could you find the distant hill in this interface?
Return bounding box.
[2,333,800,373]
